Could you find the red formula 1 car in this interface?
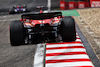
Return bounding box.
[9,7,76,46]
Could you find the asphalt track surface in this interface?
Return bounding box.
[0,14,37,67]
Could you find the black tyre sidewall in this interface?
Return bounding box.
[10,21,25,46]
[9,8,15,14]
[61,16,76,41]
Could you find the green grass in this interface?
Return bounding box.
[61,10,80,16]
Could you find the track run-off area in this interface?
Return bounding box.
[0,10,100,67]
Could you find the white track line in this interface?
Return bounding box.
[34,43,46,67]
[46,62,94,67]
[46,54,89,60]
[46,48,86,53]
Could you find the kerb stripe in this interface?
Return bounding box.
[46,52,87,56]
[46,46,85,50]
[47,42,82,45]
[68,66,94,67]
[46,58,91,63]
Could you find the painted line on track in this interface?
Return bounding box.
[34,43,46,67]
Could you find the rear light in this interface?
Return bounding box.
[20,19,23,21]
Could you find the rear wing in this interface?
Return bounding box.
[21,12,62,20]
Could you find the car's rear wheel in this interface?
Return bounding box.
[10,20,25,46]
[9,8,15,14]
[61,16,76,42]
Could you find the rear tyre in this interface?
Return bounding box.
[10,20,25,46]
[9,8,15,14]
[61,16,76,42]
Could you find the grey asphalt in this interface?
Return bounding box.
[0,14,37,67]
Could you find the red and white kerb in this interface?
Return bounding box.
[45,33,94,67]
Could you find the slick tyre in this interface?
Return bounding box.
[10,21,25,46]
[61,16,76,42]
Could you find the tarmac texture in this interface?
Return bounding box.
[0,14,37,67]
